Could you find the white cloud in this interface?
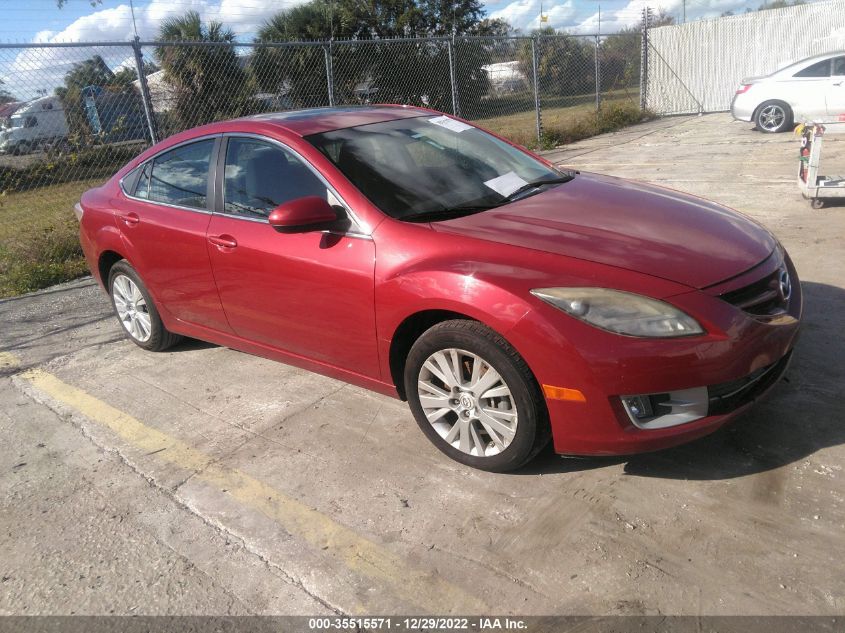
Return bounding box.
[27,0,298,43]
[0,0,301,99]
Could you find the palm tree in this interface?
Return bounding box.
[0,79,16,105]
[155,11,250,132]
[250,4,335,109]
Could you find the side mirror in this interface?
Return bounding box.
[267,196,340,233]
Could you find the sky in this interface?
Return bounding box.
[0,0,827,101]
[0,0,815,44]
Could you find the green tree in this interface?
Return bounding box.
[251,0,502,113]
[519,29,594,103]
[601,27,641,95]
[54,54,143,140]
[415,0,487,35]
[0,79,15,105]
[155,10,250,133]
[251,4,335,108]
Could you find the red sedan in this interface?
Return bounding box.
[77,106,802,472]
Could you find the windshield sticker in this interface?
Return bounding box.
[483,171,528,197]
[428,115,474,133]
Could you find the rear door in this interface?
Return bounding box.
[205,135,379,377]
[118,136,231,333]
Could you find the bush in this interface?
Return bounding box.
[0,142,145,195]
[540,103,654,148]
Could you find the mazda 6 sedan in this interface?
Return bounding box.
[77,105,802,472]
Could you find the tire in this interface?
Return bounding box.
[404,319,550,472]
[755,100,793,133]
[108,260,181,352]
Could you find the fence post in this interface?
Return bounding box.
[594,35,601,112]
[324,41,335,107]
[640,7,650,111]
[132,36,158,144]
[531,36,542,145]
[447,37,460,117]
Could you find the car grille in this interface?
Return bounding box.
[707,351,791,416]
[719,267,788,316]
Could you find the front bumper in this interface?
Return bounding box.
[508,254,802,455]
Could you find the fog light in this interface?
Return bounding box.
[621,395,653,419]
[619,386,709,430]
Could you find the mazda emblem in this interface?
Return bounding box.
[778,268,792,302]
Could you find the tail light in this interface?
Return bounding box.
[735,83,752,95]
[73,202,84,221]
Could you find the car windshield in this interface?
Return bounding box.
[306,115,572,221]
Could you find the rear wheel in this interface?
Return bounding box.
[108,261,181,352]
[404,320,550,472]
[755,101,792,133]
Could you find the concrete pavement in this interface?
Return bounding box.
[1,113,844,616]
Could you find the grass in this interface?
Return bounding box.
[0,179,102,298]
[475,91,652,149]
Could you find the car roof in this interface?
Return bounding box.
[237,105,434,136]
[775,50,845,74]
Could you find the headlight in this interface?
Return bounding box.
[530,287,704,338]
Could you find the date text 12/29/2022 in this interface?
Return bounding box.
[308,617,528,630]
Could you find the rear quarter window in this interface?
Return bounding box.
[794,59,831,78]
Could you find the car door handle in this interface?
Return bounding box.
[119,212,140,226]
[208,234,238,249]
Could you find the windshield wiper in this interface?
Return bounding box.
[404,204,498,223]
[503,173,575,202]
[403,172,576,223]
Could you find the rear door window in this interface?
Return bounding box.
[147,139,215,210]
[833,57,845,76]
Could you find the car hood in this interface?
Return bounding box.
[431,172,776,289]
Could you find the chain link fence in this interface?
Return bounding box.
[0,33,642,297]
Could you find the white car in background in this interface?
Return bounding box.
[731,51,845,133]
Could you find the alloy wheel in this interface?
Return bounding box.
[112,274,152,342]
[758,104,786,132]
[417,348,518,457]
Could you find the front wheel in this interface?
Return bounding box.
[755,101,792,133]
[404,320,550,472]
[108,260,181,352]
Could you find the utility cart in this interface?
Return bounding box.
[798,120,845,209]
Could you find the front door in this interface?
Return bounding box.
[205,136,380,378]
[828,56,845,120]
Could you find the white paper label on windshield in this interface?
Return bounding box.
[428,115,474,133]
[483,171,528,197]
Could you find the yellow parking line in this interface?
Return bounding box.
[0,351,21,369]
[20,368,488,614]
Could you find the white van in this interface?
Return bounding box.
[0,95,68,155]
